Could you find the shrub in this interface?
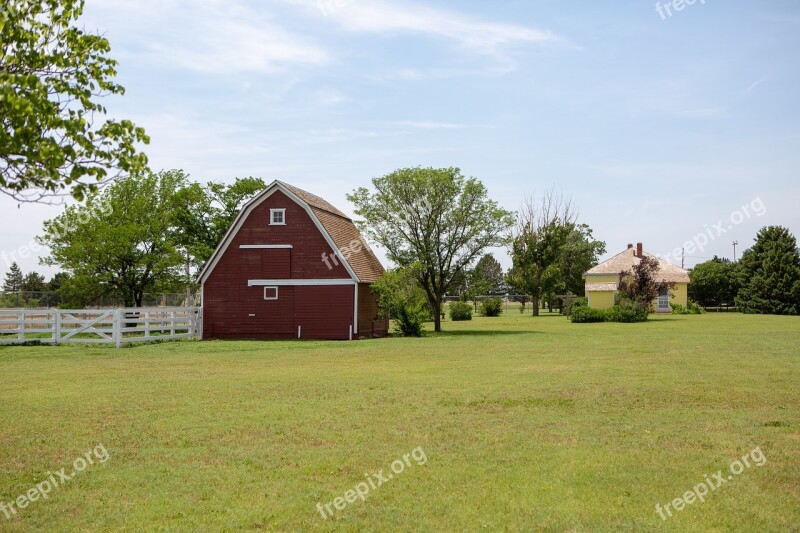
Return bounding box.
[601,297,650,322]
[449,301,473,321]
[394,304,429,337]
[605,305,640,323]
[687,301,706,314]
[480,297,503,317]
[372,267,429,337]
[671,301,706,315]
[570,306,605,323]
[564,296,588,316]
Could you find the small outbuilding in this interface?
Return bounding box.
[198,181,388,340]
[583,242,690,312]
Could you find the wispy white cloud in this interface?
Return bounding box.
[285,0,558,54]
[744,78,766,94]
[395,121,470,130]
[313,88,348,106]
[86,0,328,74]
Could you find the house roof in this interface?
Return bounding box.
[197,181,385,285]
[585,247,690,283]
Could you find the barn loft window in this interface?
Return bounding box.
[264,287,279,300]
[270,209,286,225]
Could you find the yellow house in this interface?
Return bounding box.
[583,242,690,312]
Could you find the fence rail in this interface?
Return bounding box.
[0,308,202,347]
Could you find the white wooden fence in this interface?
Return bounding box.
[0,308,202,348]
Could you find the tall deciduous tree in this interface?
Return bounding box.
[689,256,739,307]
[348,167,515,332]
[0,0,149,202]
[174,177,266,269]
[37,170,187,307]
[509,191,577,316]
[559,224,606,296]
[736,226,800,315]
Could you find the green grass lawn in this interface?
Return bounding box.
[1,313,798,531]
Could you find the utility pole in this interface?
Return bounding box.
[681,247,685,269]
[733,240,738,262]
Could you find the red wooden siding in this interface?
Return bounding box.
[295,286,354,340]
[203,189,363,340]
[358,283,388,338]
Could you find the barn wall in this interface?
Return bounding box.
[295,285,354,340]
[203,190,360,340]
[358,283,388,338]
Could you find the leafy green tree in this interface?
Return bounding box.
[0,0,149,202]
[505,266,530,313]
[510,191,576,316]
[46,272,70,293]
[37,170,188,307]
[349,167,515,332]
[559,224,606,296]
[689,257,739,307]
[736,226,800,315]
[174,177,267,269]
[371,265,430,337]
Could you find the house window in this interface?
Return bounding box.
[270,209,286,225]
[264,287,279,300]
[658,288,670,311]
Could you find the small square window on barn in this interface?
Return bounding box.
[270,209,286,225]
[264,287,279,300]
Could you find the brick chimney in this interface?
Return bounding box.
[636,242,643,257]
[627,243,633,250]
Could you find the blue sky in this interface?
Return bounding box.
[2,0,799,278]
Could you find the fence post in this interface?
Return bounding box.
[113,309,122,348]
[54,310,61,345]
[18,311,24,341]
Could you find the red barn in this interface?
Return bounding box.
[198,181,388,340]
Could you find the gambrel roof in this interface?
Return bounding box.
[197,181,385,284]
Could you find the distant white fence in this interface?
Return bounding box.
[0,308,202,348]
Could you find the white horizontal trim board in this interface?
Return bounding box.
[239,245,293,249]
[248,279,355,287]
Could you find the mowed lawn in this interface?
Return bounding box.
[0,313,798,531]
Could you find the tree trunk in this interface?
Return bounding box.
[531,296,540,316]
[434,296,442,332]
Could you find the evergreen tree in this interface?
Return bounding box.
[2,263,24,293]
[736,226,800,315]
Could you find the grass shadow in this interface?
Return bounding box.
[430,330,536,337]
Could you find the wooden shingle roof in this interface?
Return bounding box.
[585,247,690,283]
[280,182,385,283]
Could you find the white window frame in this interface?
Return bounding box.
[657,289,670,311]
[270,209,286,226]
[264,287,279,300]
